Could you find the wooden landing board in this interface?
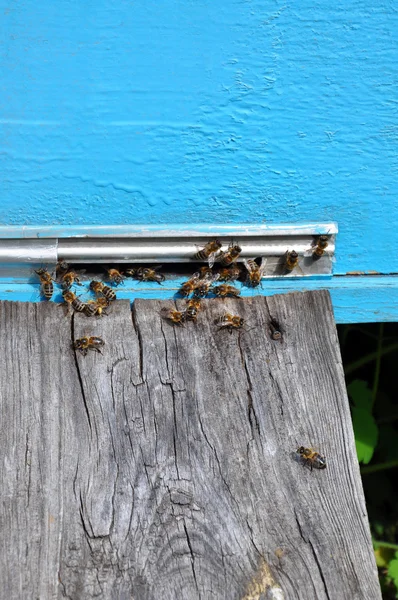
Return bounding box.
[0,292,381,600]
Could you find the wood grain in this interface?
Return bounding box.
[0,292,381,599]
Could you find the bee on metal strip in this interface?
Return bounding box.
[35,268,55,300]
[243,257,267,287]
[217,244,242,267]
[304,234,330,261]
[73,336,105,356]
[296,446,326,471]
[194,240,222,268]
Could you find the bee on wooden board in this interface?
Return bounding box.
[217,244,242,267]
[194,239,222,268]
[105,268,125,286]
[83,297,110,317]
[212,284,241,298]
[160,307,186,327]
[304,234,330,261]
[135,266,165,284]
[184,298,202,322]
[217,264,242,283]
[62,290,86,314]
[193,273,220,298]
[215,312,245,333]
[296,446,326,471]
[73,336,105,356]
[35,268,55,300]
[90,280,117,302]
[243,257,267,287]
[269,318,282,341]
[179,273,201,297]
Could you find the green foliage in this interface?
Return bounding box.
[388,555,398,590]
[348,380,379,464]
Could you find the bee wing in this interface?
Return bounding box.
[151,265,163,272]
[303,247,315,258]
[208,253,217,268]
[258,257,268,276]
[211,273,220,283]
[243,259,256,274]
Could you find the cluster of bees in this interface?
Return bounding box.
[34,236,329,471]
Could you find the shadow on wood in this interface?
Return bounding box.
[0,291,381,599]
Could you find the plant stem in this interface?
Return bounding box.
[344,343,398,375]
[371,323,384,409]
[373,540,398,551]
[361,460,398,475]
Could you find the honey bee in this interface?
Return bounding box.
[89,280,117,302]
[160,307,186,326]
[269,318,282,341]
[304,235,330,261]
[179,273,201,297]
[184,298,202,322]
[106,268,125,286]
[281,250,299,274]
[60,270,84,290]
[83,297,110,317]
[193,273,220,298]
[197,266,213,279]
[125,268,137,278]
[296,446,326,471]
[243,257,267,287]
[56,259,69,278]
[73,336,105,356]
[217,264,242,282]
[215,313,245,332]
[62,290,86,313]
[212,284,241,298]
[193,239,222,268]
[135,266,165,285]
[35,268,55,300]
[217,244,242,267]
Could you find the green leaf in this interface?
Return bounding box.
[388,558,398,589]
[348,379,373,412]
[352,407,379,464]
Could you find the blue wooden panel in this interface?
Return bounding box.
[0,1,397,277]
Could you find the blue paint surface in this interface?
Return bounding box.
[1,1,397,277]
[1,275,397,324]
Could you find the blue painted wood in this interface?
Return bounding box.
[1,1,397,280]
[1,275,397,324]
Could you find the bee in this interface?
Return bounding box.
[197,266,213,279]
[217,244,242,267]
[215,313,245,332]
[83,298,110,317]
[269,318,282,341]
[105,268,125,286]
[89,280,117,302]
[281,250,299,274]
[296,446,326,471]
[217,264,242,283]
[243,257,267,287]
[125,268,137,278]
[304,235,330,261]
[179,273,201,297]
[193,239,222,268]
[212,284,241,298]
[160,307,186,326]
[62,290,86,313]
[184,298,202,322]
[56,259,69,278]
[135,266,165,285]
[35,268,55,300]
[60,270,84,290]
[193,274,220,298]
[73,336,105,357]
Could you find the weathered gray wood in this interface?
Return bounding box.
[0,292,381,600]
